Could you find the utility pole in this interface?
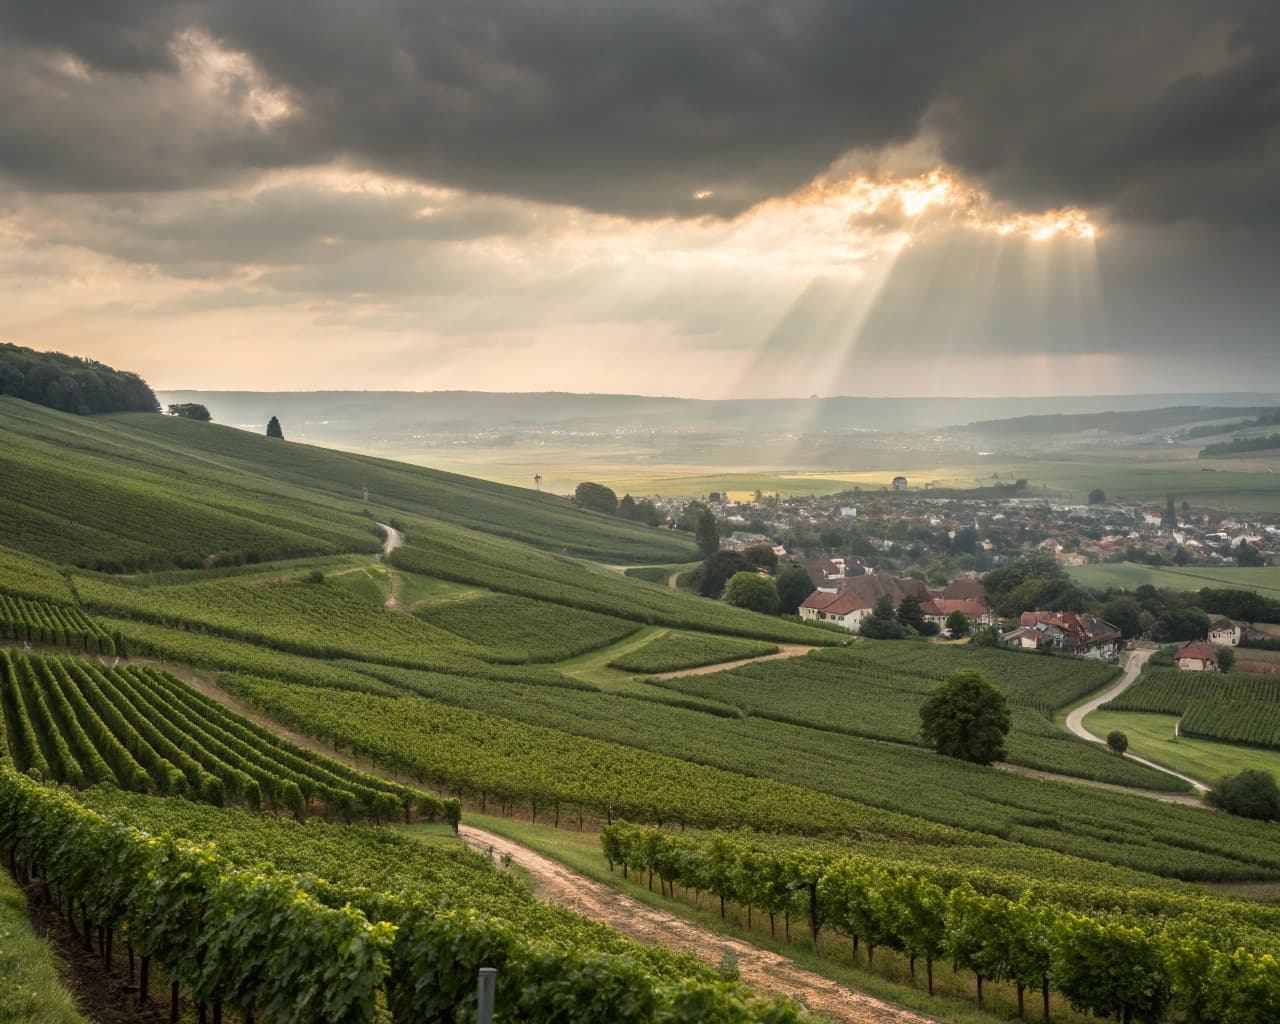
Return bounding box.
[533,474,542,493]
[362,483,368,506]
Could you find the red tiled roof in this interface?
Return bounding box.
[1176,643,1219,663]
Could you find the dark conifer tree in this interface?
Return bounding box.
[266,416,284,439]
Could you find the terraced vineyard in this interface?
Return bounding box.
[1105,667,1280,715]
[0,771,794,1022]
[604,823,1280,1023]
[1180,699,1280,748]
[608,630,778,673]
[0,651,449,822]
[225,673,1280,881]
[415,593,640,662]
[0,595,119,653]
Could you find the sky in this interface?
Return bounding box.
[0,1,1277,399]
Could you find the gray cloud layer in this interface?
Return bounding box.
[2,1,1276,225]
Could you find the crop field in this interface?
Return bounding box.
[0,651,443,822]
[224,673,1280,881]
[644,644,1164,787]
[1180,699,1280,748]
[1069,562,1280,594]
[1104,667,1280,715]
[603,823,1280,1023]
[0,594,119,653]
[389,521,835,644]
[2,772,795,1024]
[0,544,77,603]
[414,593,640,662]
[607,630,777,673]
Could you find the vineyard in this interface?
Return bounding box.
[1104,667,1280,715]
[608,630,778,673]
[0,771,797,1023]
[648,645,1167,790]
[1103,667,1280,748]
[0,544,77,603]
[0,595,119,653]
[224,674,1280,881]
[602,823,1280,1024]
[415,593,640,662]
[1180,699,1280,748]
[0,651,452,823]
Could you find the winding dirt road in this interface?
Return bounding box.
[459,824,935,1024]
[652,644,819,679]
[376,522,405,557]
[1064,648,1209,792]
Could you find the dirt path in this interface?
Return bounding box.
[1063,649,1209,792]
[995,762,1207,807]
[652,644,818,679]
[459,824,935,1024]
[376,522,405,558]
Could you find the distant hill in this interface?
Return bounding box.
[953,406,1276,440]
[159,389,1280,444]
[0,397,695,571]
[0,342,158,415]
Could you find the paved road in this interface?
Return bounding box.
[459,824,937,1024]
[1064,649,1209,792]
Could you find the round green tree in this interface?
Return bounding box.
[724,571,780,615]
[1208,769,1280,821]
[1106,730,1128,755]
[944,609,971,638]
[919,669,1011,765]
[775,563,816,614]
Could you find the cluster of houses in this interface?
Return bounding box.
[798,569,996,636]
[1173,618,1272,671]
[1001,611,1124,661]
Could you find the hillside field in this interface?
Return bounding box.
[2,399,1280,1022]
[1069,562,1280,594]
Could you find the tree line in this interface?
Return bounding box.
[0,342,158,415]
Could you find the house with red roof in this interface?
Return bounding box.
[1175,642,1220,672]
[1010,611,1122,660]
[798,589,875,632]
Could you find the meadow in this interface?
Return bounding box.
[1069,562,1280,594]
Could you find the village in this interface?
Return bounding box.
[644,482,1280,669]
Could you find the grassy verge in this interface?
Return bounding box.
[458,812,1095,1024]
[1082,709,1280,783]
[0,871,88,1024]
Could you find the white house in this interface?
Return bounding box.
[1207,619,1242,647]
[1175,643,1220,672]
[799,590,874,632]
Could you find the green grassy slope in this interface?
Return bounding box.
[0,398,696,566]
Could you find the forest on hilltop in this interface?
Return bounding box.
[0,342,159,415]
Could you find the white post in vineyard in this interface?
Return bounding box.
[476,967,497,1024]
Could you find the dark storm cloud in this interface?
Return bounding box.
[3,0,1273,226]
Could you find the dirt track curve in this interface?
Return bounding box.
[460,824,936,1024]
[652,643,819,679]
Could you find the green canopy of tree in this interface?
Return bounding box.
[1151,606,1211,643]
[775,563,816,615]
[689,550,750,598]
[897,594,926,632]
[1106,730,1128,755]
[1087,488,1106,504]
[168,403,212,421]
[694,508,720,557]
[1217,647,1236,673]
[0,342,159,415]
[266,415,284,438]
[574,481,619,515]
[742,544,778,572]
[1207,769,1280,821]
[724,572,780,615]
[1236,542,1266,567]
[919,669,1011,765]
[945,609,971,638]
[861,595,908,639]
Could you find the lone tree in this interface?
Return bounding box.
[574,481,618,515]
[1088,488,1106,505]
[919,669,1011,765]
[944,609,971,638]
[168,402,211,421]
[694,507,720,557]
[776,563,816,615]
[1217,647,1236,673]
[725,572,780,615]
[1106,730,1128,755]
[1207,770,1280,821]
[266,415,284,439]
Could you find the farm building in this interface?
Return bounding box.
[798,590,874,632]
[1207,619,1242,646]
[1175,642,1220,671]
